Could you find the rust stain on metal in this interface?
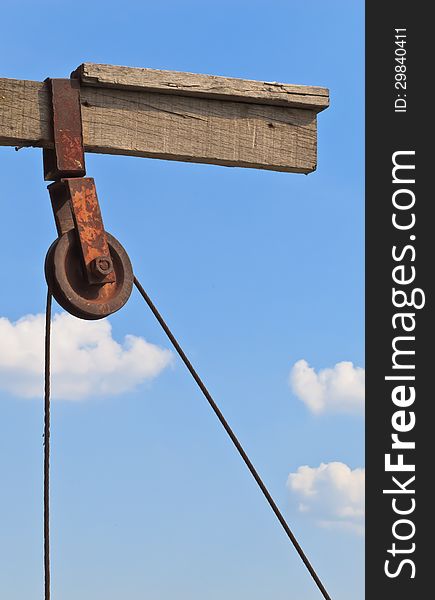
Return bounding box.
[64,177,116,285]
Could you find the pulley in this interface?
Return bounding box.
[45,229,133,320]
[43,78,133,319]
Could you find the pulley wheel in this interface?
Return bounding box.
[45,230,133,320]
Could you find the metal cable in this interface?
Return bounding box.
[44,289,52,600]
[133,276,332,600]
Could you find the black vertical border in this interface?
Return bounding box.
[366,3,431,598]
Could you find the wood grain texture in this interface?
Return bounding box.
[0,78,49,147]
[0,77,318,173]
[75,63,329,112]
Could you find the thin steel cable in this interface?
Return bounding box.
[44,289,52,600]
[133,276,332,600]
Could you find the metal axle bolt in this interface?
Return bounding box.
[92,255,114,277]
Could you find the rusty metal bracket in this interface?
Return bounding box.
[43,79,86,181]
[44,77,116,286]
[48,178,115,284]
[65,177,115,284]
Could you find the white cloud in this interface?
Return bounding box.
[289,359,365,414]
[0,312,172,400]
[287,462,365,535]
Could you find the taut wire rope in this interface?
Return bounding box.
[44,289,52,600]
[133,276,332,600]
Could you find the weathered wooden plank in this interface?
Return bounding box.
[81,85,318,172]
[75,63,329,112]
[0,79,49,147]
[0,77,318,173]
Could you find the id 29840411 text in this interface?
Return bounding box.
[394,29,408,113]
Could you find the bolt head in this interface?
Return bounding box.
[92,255,114,277]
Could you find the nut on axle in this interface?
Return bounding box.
[92,255,114,278]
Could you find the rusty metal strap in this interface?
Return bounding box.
[48,177,115,284]
[44,77,115,286]
[43,78,86,181]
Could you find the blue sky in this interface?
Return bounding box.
[0,1,364,599]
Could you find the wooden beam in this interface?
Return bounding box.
[74,63,330,112]
[0,64,329,173]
